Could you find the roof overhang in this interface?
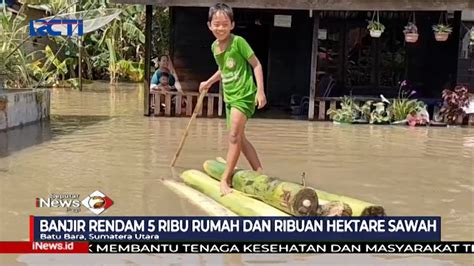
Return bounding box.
[112,0,474,11]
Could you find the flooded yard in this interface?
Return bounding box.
[0,82,473,265]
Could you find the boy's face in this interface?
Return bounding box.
[159,75,169,86]
[208,11,234,41]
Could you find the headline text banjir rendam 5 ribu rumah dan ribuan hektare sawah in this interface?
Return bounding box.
[39,218,438,233]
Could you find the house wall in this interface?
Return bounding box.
[170,7,217,92]
[170,7,313,106]
[169,7,466,107]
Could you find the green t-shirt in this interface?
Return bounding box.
[212,35,257,105]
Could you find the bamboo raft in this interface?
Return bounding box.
[161,158,386,217]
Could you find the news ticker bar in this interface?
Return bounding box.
[1,242,473,254]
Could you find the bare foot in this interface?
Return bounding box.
[255,167,264,175]
[220,179,233,196]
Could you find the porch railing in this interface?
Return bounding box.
[150,91,223,117]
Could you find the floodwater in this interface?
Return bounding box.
[0,82,473,265]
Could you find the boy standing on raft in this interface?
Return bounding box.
[199,3,267,195]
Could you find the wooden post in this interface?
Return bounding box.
[175,94,182,116]
[153,93,161,116]
[165,93,172,116]
[143,5,153,116]
[186,95,193,116]
[308,12,320,120]
[207,96,214,117]
[318,100,326,120]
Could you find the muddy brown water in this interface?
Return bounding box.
[0,82,473,265]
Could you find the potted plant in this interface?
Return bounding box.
[432,23,452,42]
[439,85,470,125]
[367,11,384,38]
[368,21,385,38]
[326,96,358,124]
[403,22,419,43]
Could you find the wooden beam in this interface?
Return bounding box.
[112,0,474,11]
[143,5,152,116]
[308,12,319,120]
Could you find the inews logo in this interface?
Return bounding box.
[36,190,113,215]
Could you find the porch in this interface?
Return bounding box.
[110,0,474,125]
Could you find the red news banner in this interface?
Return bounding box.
[0,242,89,253]
[0,216,89,253]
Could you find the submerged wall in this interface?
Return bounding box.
[0,89,51,131]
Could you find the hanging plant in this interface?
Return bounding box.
[433,12,452,42]
[368,11,384,38]
[403,13,418,43]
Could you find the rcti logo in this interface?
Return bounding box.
[81,191,114,215]
[36,194,81,213]
[29,19,84,37]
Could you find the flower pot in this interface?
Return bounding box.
[434,32,449,42]
[404,33,419,43]
[370,30,382,38]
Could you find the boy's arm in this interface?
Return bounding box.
[247,55,264,95]
[200,70,221,93]
[248,55,267,108]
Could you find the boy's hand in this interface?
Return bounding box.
[256,91,267,109]
[199,81,210,94]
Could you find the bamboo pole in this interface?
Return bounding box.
[170,92,206,167]
[203,160,319,216]
[181,170,290,217]
[204,159,385,217]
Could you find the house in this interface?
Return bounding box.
[113,0,474,121]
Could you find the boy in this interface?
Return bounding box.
[154,70,173,92]
[199,3,267,195]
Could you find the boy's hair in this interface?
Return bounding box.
[208,3,234,22]
[160,71,170,78]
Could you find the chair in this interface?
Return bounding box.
[296,75,336,116]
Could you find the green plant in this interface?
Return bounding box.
[367,21,385,32]
[370,103,391,124]
[432,24,452,34]
[0,7,35,88]
[355,100,372,121]
[390,98,425,122]
[327,96,359,123]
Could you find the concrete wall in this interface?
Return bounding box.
[0,89,51,131]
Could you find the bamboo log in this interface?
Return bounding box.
[181,170,290,217]
[160,178,237,216]
[204,159,385,217]
[311,189,386,216]
[317,200,352,216]
[203,160,319,216]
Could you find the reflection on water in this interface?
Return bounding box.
[0,115,111,158]
[0,82,473,265]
